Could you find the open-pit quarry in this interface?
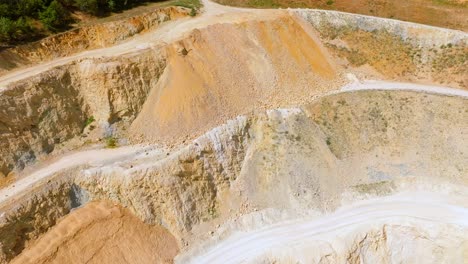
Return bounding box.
[0,0,467,263]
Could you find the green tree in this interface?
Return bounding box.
[74,0,99,14]
[0,17,15,42]
[17,0,45,18]
[13,17,33,40]
[0,4,9,17]
[39,0,70,31]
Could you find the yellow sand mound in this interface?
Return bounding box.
[130,15,342,143]
[12,201,179,264]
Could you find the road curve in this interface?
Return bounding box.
[0,145,154,207]
[180,193,468,264]
[0,0,244,90]
[342,79,468,98]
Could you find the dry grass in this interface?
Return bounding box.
[321,26,417,78]
[214,0,468,31]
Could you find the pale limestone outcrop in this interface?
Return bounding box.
[0,89,466,262]
[246,223,468,263]
[0,48,167,176]
[77,90,467,241]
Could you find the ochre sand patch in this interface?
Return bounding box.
[11,201,179,264]
[130,14,342,143]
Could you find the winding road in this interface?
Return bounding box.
[0,1,467,263]
[180,192,468,263]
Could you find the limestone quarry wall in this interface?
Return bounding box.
[1,90,466,262]
[294,9,468,47]
[0,172,76,263]
[0,48,167,177]
[78,90,467,242]
[0,6,189,74]
[295,10,468,88]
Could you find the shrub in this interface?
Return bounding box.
[105,136,117,148]
[17,0,45,17]
[107,0,117,11]
[0,17,15,42]
[39,0,71,31]
[75,0,99,14]
[13,17,33,39]
[0,4,9,17]
[84,116,95,127]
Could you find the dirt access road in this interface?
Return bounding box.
[0,145,157,208]
[0,80,466,212]
[0,0,251,90]
[180,192,468,263]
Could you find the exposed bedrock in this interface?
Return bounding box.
[77,90,467,242]
[0,48,167,177]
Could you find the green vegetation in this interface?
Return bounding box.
[1,0,195,44]
[352,181,395,195]
[172,0,201,13]
[172,0,200,9]
[105,136,118,148]
[247,0,279,8]
[39,0,71,30]
[84,116,95,127]
[432,0,468,7]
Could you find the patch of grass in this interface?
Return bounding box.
[247,0,280,8]
[325,27,417,78]
[432,0,468,7]
[172,0,202,10]
[84,116,95,127]
[326,137,332,147]
[105,136,118,148]
[431,44,468,74]
[326,0,334,5]
[352,181,395,195]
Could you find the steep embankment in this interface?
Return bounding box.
[0,88,466,263]
[295,10,468,89]
[77,89,467,242]
[0,48,167,178]
[1,1,467,179]
[0,1,467,262]
[0,6,189,75]
[214,0,468,31]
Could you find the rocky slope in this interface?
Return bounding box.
[1,88,465,262]
[295,9,468,88]
[0,0,467,263]
[0,48,167,178]
[77,90,468,241]
[2,3,467,179]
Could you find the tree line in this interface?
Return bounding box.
[0,0,153,43]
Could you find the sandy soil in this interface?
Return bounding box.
[11,200,179,264]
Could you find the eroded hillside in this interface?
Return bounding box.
[0,0,467,263]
